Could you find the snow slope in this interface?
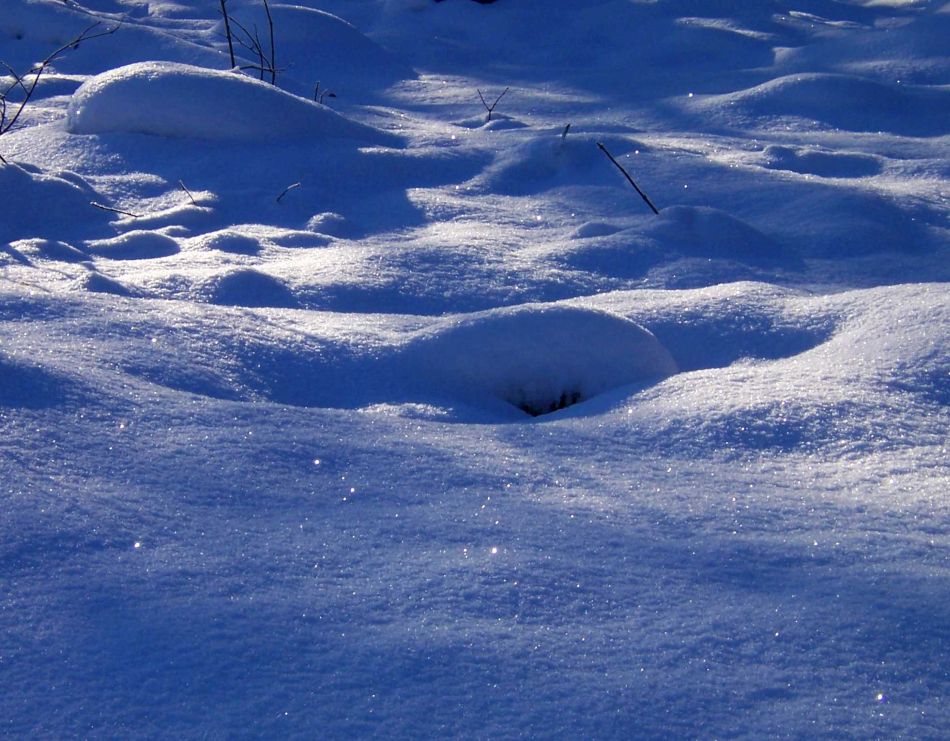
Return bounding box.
[1,0,948,737]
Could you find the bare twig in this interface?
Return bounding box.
[262,0,276,85]
[597,142,660,216]
[178,179,197,205]
[228,3,277,85]
[230,16,266,81]
[1,22,118,139]
[90,201,142,218]
[229,15,279,84]
[477,86,509,122]
[313,82,336,105]
[557,123,572,153]
[1,62,28,95]
[219,0,236,68]
[276,182,300,203]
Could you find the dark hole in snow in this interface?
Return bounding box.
[515,390,583,417]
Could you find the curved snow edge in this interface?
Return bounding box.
[400,304,678,415]
[66,61,400,144]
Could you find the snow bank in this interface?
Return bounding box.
[66,62,399,143]
[401,304,678,416]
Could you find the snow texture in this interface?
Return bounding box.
[0,0,948,738]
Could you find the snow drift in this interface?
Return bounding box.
[66,62,399,143]
[401,304,678,416]
[2,0,948,738]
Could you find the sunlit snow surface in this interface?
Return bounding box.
[1,0,948,737]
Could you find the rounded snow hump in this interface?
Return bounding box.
[66,61,401,144]
[399,303,678,417]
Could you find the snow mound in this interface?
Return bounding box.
[572,222,622,240]
[558,238,664,282]
[189,229,262,255]
[85,230,180,260]
[10,239,89,264]
[646,206,788,263]
[199,268,298,308]
[75,271,134,296]
[477,133,616,195]
[305,212,357,238]
[0,163,110,244]
[699,73,950,136]
[114,202,217,231]
[66,62,398,143]
[225,3,415,96]
[401,304,678,416]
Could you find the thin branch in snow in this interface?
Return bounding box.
[262,0,277,85]
[90,201,142,218]
[1,62,29,96]
[477,86,509,122]
[313,82,336,105]
[219,0,236,69]
[179,180,197,205]
[228,5,278,85]
[276,182,301,203]
[597,142,660,216]
[230,16,267,82]
[0,22,118,140]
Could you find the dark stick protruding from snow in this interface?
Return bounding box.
[597,142,660,216]
[90,201,142,218]
[219,0,236,69]
[262,0,276,86]
[276,182,301,203]
[226,1,278,85]
[179,180,197,205]
[477,87,509,122]
[1,22,118,156]
[313,82,336,105]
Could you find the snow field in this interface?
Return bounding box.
[1,0,948,737]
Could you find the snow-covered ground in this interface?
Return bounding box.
[1,0,948,736]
